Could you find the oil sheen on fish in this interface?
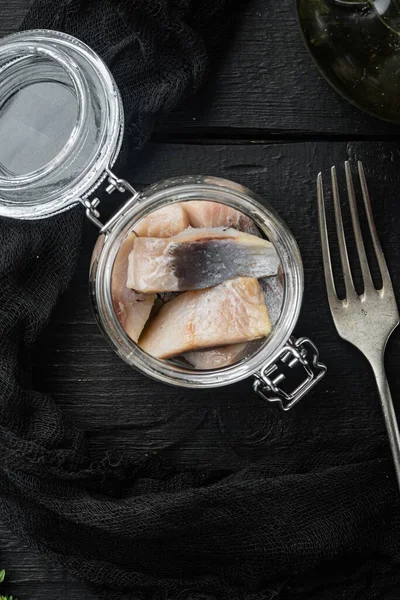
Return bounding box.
[184,200,259,234]
[259,272,284,326]
[134,204,189,238]
[127,227,280,293]
[112,233,156,342]
[139,277,271,359]
[184,343,249,369]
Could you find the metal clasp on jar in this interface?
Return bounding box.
[253,337,327,411]
[80,167,140,232]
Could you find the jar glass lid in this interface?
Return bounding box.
[0,30,124,219]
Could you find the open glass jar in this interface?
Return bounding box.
[0,29,326,410]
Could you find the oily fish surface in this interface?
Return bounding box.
[185,274,285,369]
[184,200,259,234]
[139,277,271,359]
[133,204,189,237]
[184,343,249,369]
[127,227,280,293]
[182,201,262,367]
[133,201,258,236]
[111,233,156,343]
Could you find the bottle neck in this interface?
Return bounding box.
[334,0,400,34]
[371,0,400,34]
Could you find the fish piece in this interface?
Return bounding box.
[260,272,284,326]
[151,292,181,319]
[158,291,181,304]
[127,227,280,293]
[112,233,156,343]
[148,296,164,320]
[184,343,249,370]
[139,277,271,359]
[134,204,189,238]
[184,200,260,235]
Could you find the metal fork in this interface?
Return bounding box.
[317,161,400,488]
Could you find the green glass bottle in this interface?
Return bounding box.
[297,0,400,123]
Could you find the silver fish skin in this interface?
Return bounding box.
[127,227,280,293]
[259,274,284,326]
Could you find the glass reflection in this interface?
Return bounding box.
[297,0,400,123]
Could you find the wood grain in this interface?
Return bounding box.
[2,0,400,137]
[1,1,400,599]
[0,0,33,36]
[29,140,400,470]
[1,140,400,599]
[159,0,400,137]
[0,529,97,600]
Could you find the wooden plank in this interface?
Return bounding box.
[0,2,399,596]
[0,0,33,37]
[0,134,396,599]
[160,0,400,137]
[2,0,400,137]
[2,140,397,599]
[158,0,400,137]
[29,140,400,471]
[0,523,97,600]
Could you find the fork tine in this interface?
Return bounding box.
[357,161,391,291]
[345,161,374,292]
[331,166,355,298]
[317,172,338,302]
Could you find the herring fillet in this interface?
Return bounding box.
[183,201,260,365]
[127,227,280,293]
[112,233,156,343]
[184,343,249,369]
[184,200,260,234]
[133,204,189,238]
[189,271,285,368]
[139,277,271,359]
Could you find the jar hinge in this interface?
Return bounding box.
[253,337,326,411]
[80,167,139,232]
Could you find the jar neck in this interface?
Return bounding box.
[0,41,89,189]
[0,30,124,220]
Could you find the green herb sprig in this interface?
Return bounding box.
[0,570,18,600]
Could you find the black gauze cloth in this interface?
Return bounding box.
[0,2,400,600]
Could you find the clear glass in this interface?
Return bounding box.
[0,30,124,219]
[297,0,400,124]
[90,176,304,389]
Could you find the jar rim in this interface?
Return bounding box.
[91,176,304,389]
[0,29,124,219]
[0,41,89,187]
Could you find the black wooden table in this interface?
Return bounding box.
[1,1,400,599]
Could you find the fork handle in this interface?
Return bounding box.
[372,362,400,489]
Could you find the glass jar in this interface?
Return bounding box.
[0,30,326,411]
